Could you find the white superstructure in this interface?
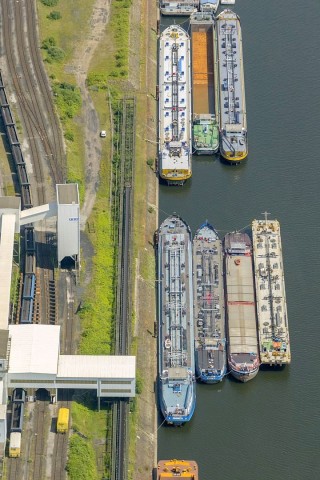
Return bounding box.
[252,218,291,365]
[160,0,199,16]
[158,26,192,185]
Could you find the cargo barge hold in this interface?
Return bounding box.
[158,26,192,185]
[224,232,260,381]
[193,222,226,382]
[160,0,199,16]
[216,10,248,162]
[157,459,199,479]
[190,13,219,155]
[157,215,196,424]
[252,217,291,365]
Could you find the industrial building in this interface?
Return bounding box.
[0,188,136,456]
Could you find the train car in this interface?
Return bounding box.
[9,432,21,458]
[57,408,69,433]
[25,226,35,253]
[20,298,34,324]
[13,389,26,404]
[25,253,36,275]
[22,273,36,300]
[11,402,24,433]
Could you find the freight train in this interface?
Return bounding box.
[9,389,26,457]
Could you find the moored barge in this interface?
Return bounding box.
[158,26,192,185]
[190,12,219,155]
[157,215,196,424]
[216,10,248,162]
[224,232,260,381]
[252,217,291,365]
[193,222,226,382]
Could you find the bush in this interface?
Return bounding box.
[47,11,61,20]
[66,435,96,480]
[52,82,82,120]
[86,73,107,90]
[47,46,65,62]
[40,0,59,5]
[65,131,74,142]
[42,37,56,49]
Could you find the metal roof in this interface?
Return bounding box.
[57,355,136,379]
[56,184,79,205]
[8,325,60,375]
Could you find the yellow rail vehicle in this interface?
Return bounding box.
[57,407,69,434]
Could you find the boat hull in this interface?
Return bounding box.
[216,10,248,162]
[157,215,196,424]
[193,222,227,384]
[158,26,192,184]
[224,232,260,383]
[230,365,259,383]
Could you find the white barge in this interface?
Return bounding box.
[158,26,192,185]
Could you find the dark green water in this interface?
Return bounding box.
[158,1,320,478]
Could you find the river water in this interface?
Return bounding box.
[158,1,320,478]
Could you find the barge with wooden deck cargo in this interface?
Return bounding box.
[193,222,226,382]
[216,10,248,162]
[190,12,219,155]
[252,216,291,365]
[224,232,260,381]
[158,26,192,185]
[157,215,196,424]
[157,459,199,479]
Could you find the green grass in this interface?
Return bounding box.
[66,435,97,480]
[36,0,96,202]
[66,394,112,479]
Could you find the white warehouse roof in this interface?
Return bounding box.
[8,325,60,375]
[57,355,136,379]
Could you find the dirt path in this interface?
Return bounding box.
[66,0,111,229]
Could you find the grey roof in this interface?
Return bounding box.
[0,197,20,210]
[56,184,79,205]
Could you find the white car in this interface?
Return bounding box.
[100,130,106,138]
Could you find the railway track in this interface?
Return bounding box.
[112,97,136,480]
[0,0,64,205]
[31,390,51,480]
[0,1,64,478]
[51,390,72,480]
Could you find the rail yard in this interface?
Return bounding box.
[0,0,143,479]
